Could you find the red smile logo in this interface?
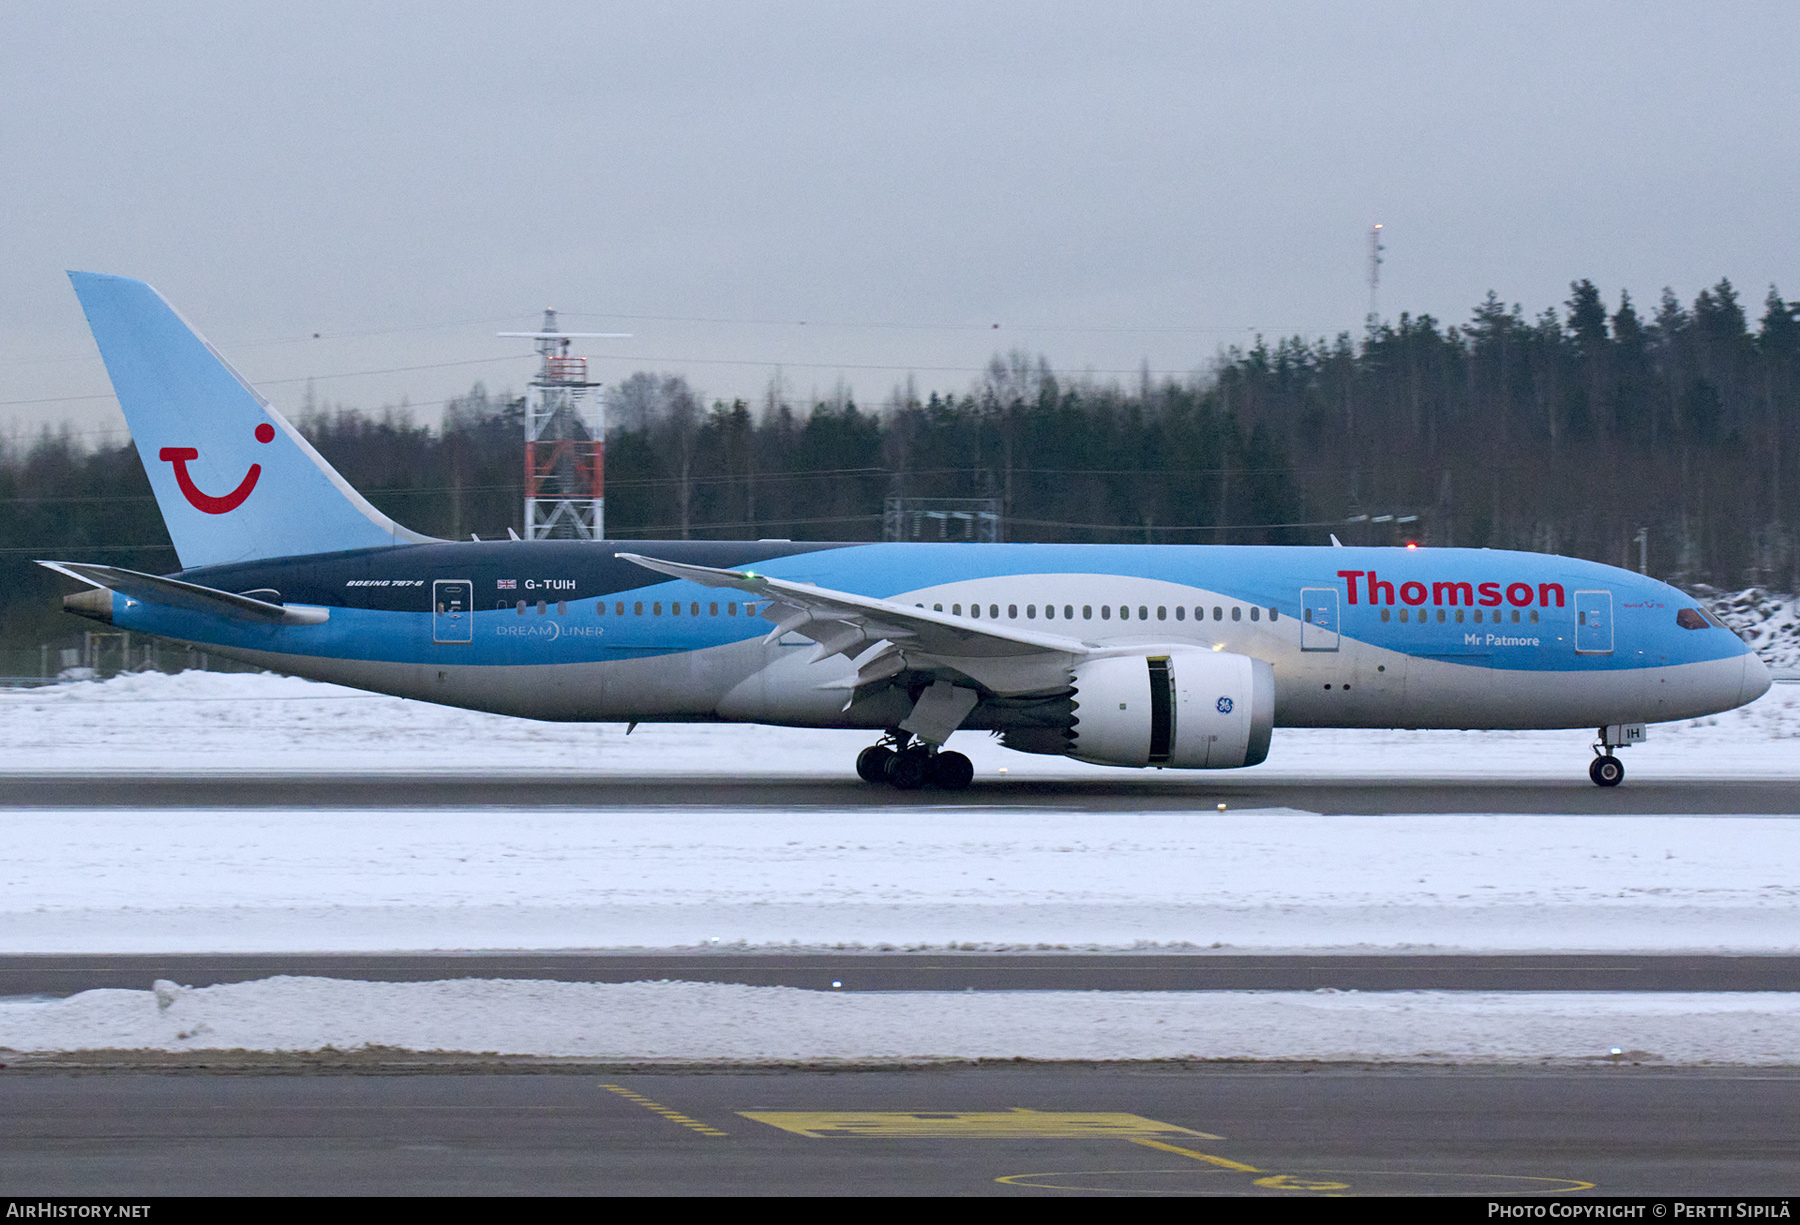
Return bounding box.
[160,423,276,514]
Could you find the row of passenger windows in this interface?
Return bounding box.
[1378,606,1538,624]
[498,600,747,617]
[495,597,1278,624]
[922,601,1278,623]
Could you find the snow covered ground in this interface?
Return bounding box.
[0,670,1795,956]
[6,977,1800,1065]
[6,803,1800,954]
[2,667,1795,1063]
[0,666,1795,778]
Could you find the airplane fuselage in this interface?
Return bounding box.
[87,540,1768,736]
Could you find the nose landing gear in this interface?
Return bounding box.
[1588,723,1644,786]
[1588,754,1624,787]
[856,732,973,790]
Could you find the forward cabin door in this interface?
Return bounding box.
[1300,587,1340,651]
[1575,590,1614,655]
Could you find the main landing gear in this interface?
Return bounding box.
[856,732,974,791]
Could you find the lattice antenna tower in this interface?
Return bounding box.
[498,314,628,540]
[1367,223,1385,324]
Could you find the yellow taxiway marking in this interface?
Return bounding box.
[599,1083,728,1137]
[1127,1137,1263,1173]
[1127,1139,1349,1190]
[739,1109,1221,1140]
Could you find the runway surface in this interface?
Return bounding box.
[5,1064,1797,1196]
[4,773,1798,813]
[6,953,1800,997]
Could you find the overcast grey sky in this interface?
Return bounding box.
[5,1,1797,438]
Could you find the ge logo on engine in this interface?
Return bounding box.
[1216,696,1234,714]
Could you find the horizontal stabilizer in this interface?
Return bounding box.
[38,561,329,626]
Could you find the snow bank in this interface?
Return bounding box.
[4,977,1797,1065]
[0,667,1795,778]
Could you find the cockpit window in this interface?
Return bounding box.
[1676,608,1709,630]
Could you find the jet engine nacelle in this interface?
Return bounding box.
[1067,649,1273,769]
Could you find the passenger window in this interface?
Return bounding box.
[1026,605,1036,619]
[1269,607,1278,621]
[596,602,606,616]
[1510,609,1520,623]
[990,604,999,618]
[727,602,737,616]
[970,604,981,619]
[1213,607,1222,621]
[653,602,662,615]
[691,602,700,616]
[1529,609,1539,624]
[1175,606,1186,621]
[1231,607,1241,622]
[1138,606,1147,620]
[1101,606,1112,620]
[934,604,943,612]
[1064,605,1074,619]
[1399,609,1409,623]
[1250,607,1259,622]
[615,602,625,616]
[517,600,527,615]
[709,602,718,617]
[557,601,566,616]
[1084,605,1093,619]
[1436,609,1445,623]
[952,604,961,616]
[1157,606,1166,620]
[1455,609,1464,623]
[1008,604,1018,618]
[634,602,644,616]
[671,602,680,616]
[1305,608,1313,623]
[1380,608,1390,622]
[537,600,547,615]
[1473,609,1482,623]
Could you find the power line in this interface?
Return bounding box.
[558,310,1273,335]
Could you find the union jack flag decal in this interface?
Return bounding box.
[497,579,517,589]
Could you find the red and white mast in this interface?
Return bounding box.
[499,313,626,540]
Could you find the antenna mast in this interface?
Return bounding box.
[498,315,627,540]
[1367,223,1385,323]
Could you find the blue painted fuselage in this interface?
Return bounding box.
[98,539,1768,732]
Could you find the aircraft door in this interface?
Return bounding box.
[1300,587,1339,651]
[433,579,474,644]
[1574,590,1613,654]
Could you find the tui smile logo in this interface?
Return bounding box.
[160,423,276,514]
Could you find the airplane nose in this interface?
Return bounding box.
[1741,650,1773,705]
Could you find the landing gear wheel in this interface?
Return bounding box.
[856,745,895,783]
[1589,755,1624,787]
[928,750,974,791]
[885,748,930,790]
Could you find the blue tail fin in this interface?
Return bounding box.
[68,272,436,568]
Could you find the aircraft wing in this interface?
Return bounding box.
[38,561,330,626]
[613,552,1087,696]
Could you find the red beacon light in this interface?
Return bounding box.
[1405,541,1419,550]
